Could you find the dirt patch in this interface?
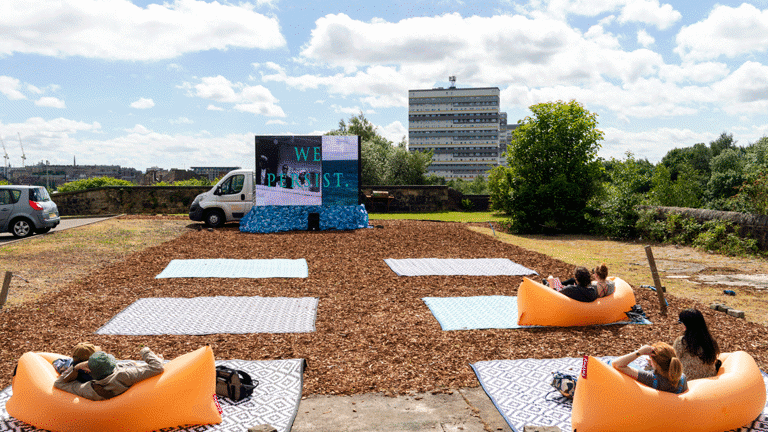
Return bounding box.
[1,218,767,397]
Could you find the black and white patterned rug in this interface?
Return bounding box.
[471,357,768,432]
[384,258,538,276]
[95,297,318,335]
[0,358,305,432]
[155,259,309,279]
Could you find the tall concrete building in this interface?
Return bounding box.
[408,79,514,179]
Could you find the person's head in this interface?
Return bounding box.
[574,267,591,287]
[593,263,609,280]
[679,308,719,364]
[649,342,683,385]
[72,342,100,365]
[88,351,117,380]
[282,164,289,174]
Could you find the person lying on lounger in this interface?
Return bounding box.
[52,341,100,383]
[546,267,598,302]
[54,347,164,400]
[612,342,688,394]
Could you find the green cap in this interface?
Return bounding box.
[88,351,116,380]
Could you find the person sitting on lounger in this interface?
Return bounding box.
[612,342,688,394]
[52,342,99,383]
[549,267,598,302]
[54,347,164,401]
[592,263,615,298]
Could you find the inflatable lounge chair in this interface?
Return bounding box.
[517,276,636,326]
[572,351,766,432]
[7,346,222,432]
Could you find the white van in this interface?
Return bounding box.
[189,169,254,227]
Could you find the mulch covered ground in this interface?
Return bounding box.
[1,219,766,395]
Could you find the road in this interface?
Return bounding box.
[0,216,116,244]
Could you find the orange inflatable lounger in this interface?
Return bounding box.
[572,351,766,432]
[6,346,222,432]
[517,276,636,326]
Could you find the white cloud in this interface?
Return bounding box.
[130,98,155,109]
[266,119,287,125]
[207,104,224,111]
[27,84,43,94]
[381,121,408,144]
[601,127,717,162]
[125,124,152,134]
[0,76,26,100]
[170,117,193,124]
[658,62,729,83]
[35,97,66,108]
[0,0,286,61]
[637,30,655,47]
[676,4,768,61]
[711,61,768,115]
[184,76,286,117]
[618,0,681,29]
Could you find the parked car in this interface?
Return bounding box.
[0,186,60,238]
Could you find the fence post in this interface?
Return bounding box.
[644,246,668,317]
[0,271,11,308]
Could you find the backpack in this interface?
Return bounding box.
[550,371,577,399]
[215,366,258,402]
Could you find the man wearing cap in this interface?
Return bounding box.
[54,346,164,400]
[53,342,99,383]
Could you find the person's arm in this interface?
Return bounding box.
[125,347,165,384]
[612,345,654,379]
[54,363,101,400]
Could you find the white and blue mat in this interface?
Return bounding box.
[95,296,318,335]
[423,296,651,330]
[0,358,306,432]
[384,258,537,277]
[471,357,768,432]
[156,259,309,279]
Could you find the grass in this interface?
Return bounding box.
[368,211,508,223]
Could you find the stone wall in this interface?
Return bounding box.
[53,185,491,216]
[639,205,768,250]
[54,186,209,216]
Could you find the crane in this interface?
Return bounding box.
[17,132,26,168]
[0,137,8,179]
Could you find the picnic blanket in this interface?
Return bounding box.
[423,296,651,330]
[156,259,308,279]
[384,258,537,277]
[0,358,306,432]
[472,357,768,432]
[95,296,318,335]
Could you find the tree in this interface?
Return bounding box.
[706,147,745,204]
[329,113,432,185]
[499,100,604,233]
[590,153,650,239]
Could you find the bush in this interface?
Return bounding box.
[461,199,474,211]
[57,177,134,193]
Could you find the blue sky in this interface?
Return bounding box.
[1,0,768,171]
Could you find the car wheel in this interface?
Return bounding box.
[36,227,52,234]
[11,219,33,238]
[204,209,225,228]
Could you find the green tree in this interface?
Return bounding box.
[501,100,604,233]
[648,164,702,208]
[488,165,514,214]
[57,176,134,193]
[706,147,745,205]
[329,113,432,185]
[709,132,736,158]
[590,153,649,238]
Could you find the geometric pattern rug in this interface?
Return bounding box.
[423,296,651,331]
[471,357,768,432]
[95,297,318,335]
[156,259,309,279]
[0,358,306,432]
[384,258,537,277]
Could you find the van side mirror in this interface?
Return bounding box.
[213,186,222,196]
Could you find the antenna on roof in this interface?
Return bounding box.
[449,76,456,88]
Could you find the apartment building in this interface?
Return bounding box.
[408,81,513,179]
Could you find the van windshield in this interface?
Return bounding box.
[30,187,51,202]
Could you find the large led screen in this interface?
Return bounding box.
[255,135,361,206]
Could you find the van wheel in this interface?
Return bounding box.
[204,210,225,228]
[11,219,33,238]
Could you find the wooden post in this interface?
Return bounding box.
[0,271,11,308]
[644,246,668,317]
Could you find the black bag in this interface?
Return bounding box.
[215,366,258,401]
[550,371,577,399]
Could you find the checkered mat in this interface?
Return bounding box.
[156,259,309,279]
[0,358,305,432]
[471,357,768,432]
[95,297,318,335]
[384,258,537,276]
[423,296,651,330]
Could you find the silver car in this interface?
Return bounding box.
[0,186,60,238]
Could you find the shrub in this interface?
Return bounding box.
[57,176,134,193]
[461,199,474,211]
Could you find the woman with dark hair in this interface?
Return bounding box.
[613,342,688,394]
[592,263,615,298]
[674,308,721,380]
[558,267,598,303]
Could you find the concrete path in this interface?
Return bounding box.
[292,387,513,432]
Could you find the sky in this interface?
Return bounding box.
[1,0,768,172]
